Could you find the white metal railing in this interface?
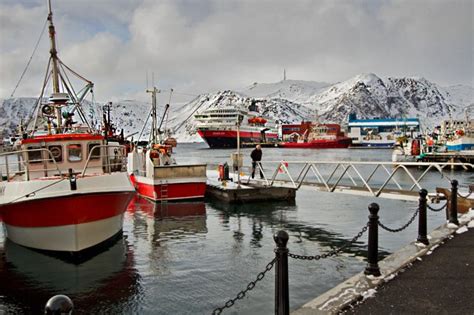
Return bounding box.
[245,160,474,198]
[81,145,127,176]
[0,148,63,181]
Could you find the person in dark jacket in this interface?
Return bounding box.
[250,144,264,179]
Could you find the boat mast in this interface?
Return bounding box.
[47,0,63,130]
[147,87,160,144]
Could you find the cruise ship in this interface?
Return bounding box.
[194,102,278,148]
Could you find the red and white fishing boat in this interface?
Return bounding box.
[128,88,207,201]
[0,1,134,253]
[279,122,352,148]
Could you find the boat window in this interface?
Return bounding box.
[48,145,63,163]
[68,143,82,162]
[27,146,42,163]
[88,143,101,160]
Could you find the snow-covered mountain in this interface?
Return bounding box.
[1,73,473,141]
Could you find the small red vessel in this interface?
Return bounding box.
[279,122,352,148]
[127,88,207,201]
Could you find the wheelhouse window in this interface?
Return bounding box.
[27,146,42,163]
[88,143,101,160]
[48,145,63,163]
[68,144,82,162]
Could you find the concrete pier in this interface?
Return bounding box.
[292,211,474,314]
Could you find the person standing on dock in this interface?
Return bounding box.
[251,144,264,179]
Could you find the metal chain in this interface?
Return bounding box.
[457,191,473,199]
[378,208,419,233]
[288,223,369,260]
[427,202,448,212]
[211,258,276,315]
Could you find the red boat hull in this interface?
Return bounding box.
[1,192,134,227]
[279,138,352,149]
[131,175,206,201]
[197,129,278,148]
[1,191,134,252]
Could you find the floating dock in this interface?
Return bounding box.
[206,171,296,203]
[418,151,474,164]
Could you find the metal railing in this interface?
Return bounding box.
[245,160,474,198]
[0,144,127,181]
[0,148,63,181]
[81,144,127,176]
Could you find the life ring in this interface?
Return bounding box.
[49,146,62,161]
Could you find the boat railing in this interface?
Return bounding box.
[0,148,63,181]
[81,144,127,176]
[244,160,474,199]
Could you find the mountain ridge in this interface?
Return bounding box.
[1,73,472,142]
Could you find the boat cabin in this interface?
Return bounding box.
[0,133,125,181]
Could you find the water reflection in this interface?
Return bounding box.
[126,196,208,277]
[210,200,297,249]
[0,235,139,314]
[210,199,389,259]
[128,196,207,243]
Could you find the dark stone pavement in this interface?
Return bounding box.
[346,227,474,315]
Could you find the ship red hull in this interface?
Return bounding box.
[1,192,134,227]
[197,129,278,148]
[131,176,206,201]
[279,138,352,149]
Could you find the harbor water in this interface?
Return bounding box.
[1,143,472,314]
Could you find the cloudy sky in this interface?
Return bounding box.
[0,0,472,103]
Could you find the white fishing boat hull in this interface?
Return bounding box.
[446,136,474,151]
[0,173,134,252]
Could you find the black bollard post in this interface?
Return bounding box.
[45,295,74,315]
[364,203,381,277]
[449,180,459,225]
[417,189,429,245]
[274,230,289,315]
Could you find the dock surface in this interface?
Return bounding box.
[206,170,296,203]
[347,226,474,314]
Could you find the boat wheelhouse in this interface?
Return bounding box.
[348,114,421,148]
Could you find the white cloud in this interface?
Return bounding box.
[0,0,472,103]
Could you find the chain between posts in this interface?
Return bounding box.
[211,258,276,315]
[378,208,419,233]
[457,191,472,199]
[288,223,368,260]
[427,202,448,212]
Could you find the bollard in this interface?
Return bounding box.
[449,180,459,225]
[45,295,74,315]
[364,203,381,277]
[417,189,429,245]
[274,230,289,315]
